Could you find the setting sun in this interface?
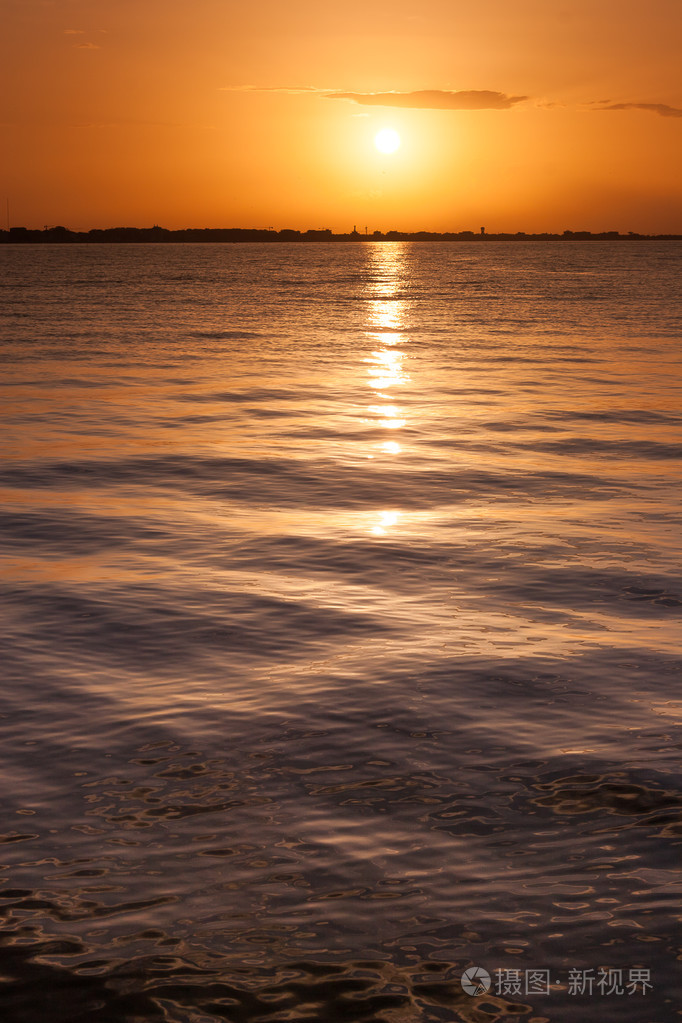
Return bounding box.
[374,128,401,154]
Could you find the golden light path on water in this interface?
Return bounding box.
[363,244,411,538]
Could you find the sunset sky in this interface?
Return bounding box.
[3,0,682,233]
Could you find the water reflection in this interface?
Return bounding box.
[367,404,407,430]
[363,245,412,537]
[3,242,682,1022]
[371,510,401,536]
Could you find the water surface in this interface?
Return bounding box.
[1,241,681,1021]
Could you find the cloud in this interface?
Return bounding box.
[63,29,86,35]
[327,90,529,110]
[219,87,682,120]
[219,86,526,110]
[75,42,101,50]
[594,101,682,118]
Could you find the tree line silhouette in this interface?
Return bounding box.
[2,225,680,243]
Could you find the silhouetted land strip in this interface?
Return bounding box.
[2,226,682,243]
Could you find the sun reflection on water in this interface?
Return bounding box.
[367,405,407,430]
[362,244,413,536]
[372,510,401,536]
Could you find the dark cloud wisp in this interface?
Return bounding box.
[595,101,682,118]
[327,89,528,111]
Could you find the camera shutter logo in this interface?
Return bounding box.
[461,966,491,996]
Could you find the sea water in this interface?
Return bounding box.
[1,241,681,1021]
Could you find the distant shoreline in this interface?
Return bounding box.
[2,227,682,244]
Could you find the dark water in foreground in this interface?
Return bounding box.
[1,241,681,1022]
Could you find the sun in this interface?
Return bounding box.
[374,128,401,154]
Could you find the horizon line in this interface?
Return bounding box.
[2,225,682,242]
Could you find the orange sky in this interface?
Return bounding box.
[2,0,682,233]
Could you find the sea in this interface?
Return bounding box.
[1,240,681,1023]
